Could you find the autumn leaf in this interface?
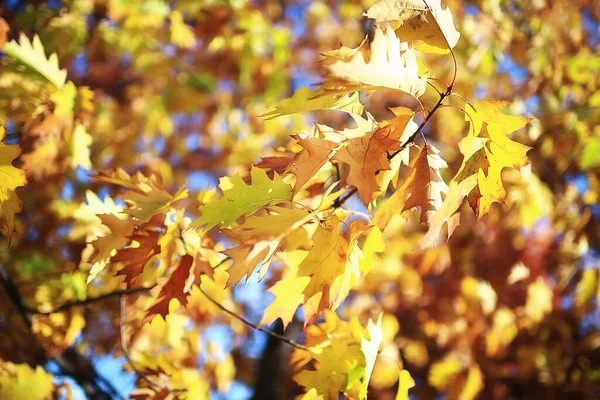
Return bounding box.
[3,33,67,87]
[0,362,54,400]
[224,206,316,284]
[190,166,293,231]
[321,24,427,98]
[395,369,416,400]
[93,168,189,223]
[360,314,384,399]
[145,254,195,321]
[365,0,461,53]
[0,143,26,238]
[459,100,532,217]
[288,135,342,195]
[112,230,162,286]
[294,313,366,400]
[262,87,364,119]
[70,123,93,170]
[403,144,449,225]
[170,11,196,48]
[334,124,400,205]
[417,174,478,249]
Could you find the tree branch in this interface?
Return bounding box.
[197,284,308,351]
[26,286,155,315]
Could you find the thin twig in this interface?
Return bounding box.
[197,285,308,351]
[119,295,186,393]
[387,87,451,160]
[27,286,155,315]
[437,104,476,129]
[332,187,357,209]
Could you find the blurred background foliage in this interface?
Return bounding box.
[0,0,599,399]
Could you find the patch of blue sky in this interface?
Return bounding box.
[93,354,136,398]
[284,0,310,38]
[565,173,589,194]
[464,5,480,16]
[75,166,92,183]
[524,95,541,114]
[61,181,75,200]
[291,67,320,93]
[582,10,600,48]
[215,380,254,400]
[242,330,269,359]
[46,360,89,399]
[72,52,88,77]
[202,324,235,356]
[187,170,218,191]
[496,53,528,85]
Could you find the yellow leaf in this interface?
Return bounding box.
[71,123,93,170]
[395,369,416,400]
[525,276,553,323]
[170,11,196,48]
[365,0,461,52]
[191,166,293,231]
[428,355,464,390]
[321,24,427,98]
[417,174,478,249]
[3,33,67,87]
[360,314,384,399]
[224,206,316,284]
[262,87,364,120]
[298,217,349,317]
[460,100,532,217]
[0,144,26,237]
[460,364,484,400]
[575,269,598,311]
[0,362,54,400]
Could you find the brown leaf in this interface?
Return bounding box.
[145,254,195,321]
[112,230,161,286]
[334,125,399,205]
[403,144,449,225]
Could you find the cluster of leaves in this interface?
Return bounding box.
[0,0,599,399]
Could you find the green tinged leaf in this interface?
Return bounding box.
[191,166,293,232]
[4,33,67,88]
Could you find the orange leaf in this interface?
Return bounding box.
[145,254,195,321]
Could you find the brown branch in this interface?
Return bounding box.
[197,284,308,351]
[0,263,122,399]
[25,286,155,315]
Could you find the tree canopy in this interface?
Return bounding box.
[0,0,599,399]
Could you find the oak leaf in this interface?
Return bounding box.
[402,144,449,225]
[458,100,531,217]
[334,124,400,205]
[112,230,161,286]
[289,135,341,195]
[417,174,478,249]
[224,206,316,284]
[321,24,427,98]
[3,33,67,87]
[145,254,195,321]
[365,0,460,53]
[0,144,26,238]
[262,87,364,119]
[190,166,292,231]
